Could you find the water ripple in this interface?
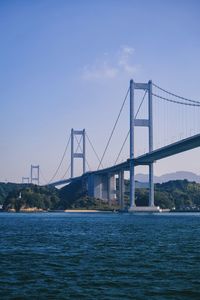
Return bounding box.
[0,213,200,299]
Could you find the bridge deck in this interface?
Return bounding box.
[135,133,200,164]
[50,134,200,186]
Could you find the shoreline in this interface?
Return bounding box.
[1,208,200,213]
[1,209,115,213]
[64,209,112,213]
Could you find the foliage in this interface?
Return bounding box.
[3,185,60,212]
[2,179,200,211]
[123,179,200,209]
[59,179,119,210]
[155,180,200,209]
[58,179,86,209]
[0,182,27,204]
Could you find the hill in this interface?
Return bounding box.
[135,171,200,183]
[58,179,200,210]
[2,185,60,212]
[0,182,27,204]
[2,179,200,211]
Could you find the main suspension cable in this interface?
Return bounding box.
[40,168,48,185]
[86,133,103,168]
[152,93,200,107]
[153,83,200,104]
[60,134,86,180]
[97,87,130,170]
[60,163,71,180]
[48,134,71,184]
[114,89,147,165]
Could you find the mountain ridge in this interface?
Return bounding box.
[135,171,200,183]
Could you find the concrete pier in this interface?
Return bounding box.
[118,171,125,210]
[88,173,116,201]
[128,206,161,213]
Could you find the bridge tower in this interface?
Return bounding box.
[129,79,154,208]
[71,129,86,178]
[31,165,40,185]
[22,177,29,184]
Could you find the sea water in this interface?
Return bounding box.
[0,212,200,299]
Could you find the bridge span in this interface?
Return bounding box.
[43,79,200,211]
[50,133,200,210]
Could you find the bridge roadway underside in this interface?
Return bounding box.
[85,134,200,202]
[89,133,200,176]
[51,134,200,205]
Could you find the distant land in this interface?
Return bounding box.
[136,171,200,184]
[1,177,200,212]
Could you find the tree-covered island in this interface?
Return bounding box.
[1,179,200,212]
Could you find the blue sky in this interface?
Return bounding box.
[0,0,200,183]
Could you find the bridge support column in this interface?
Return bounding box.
[87,173,116,203]
[93,175,102,199]
[149,164,154,206]
[119,170,125,210]
[130,79,135,208]
[107,174,111,207]
[101,174,109,200]
[148,80,154,207]
[129,79,155,210]
[104,174,116,202]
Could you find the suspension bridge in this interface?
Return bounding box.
[25,79,200,211]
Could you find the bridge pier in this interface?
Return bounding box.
[118,170,125,210]
[149,163,154,206]
[107,173,111,207]
[87,173,116,203]
[87,171,125,209]
[129,79,135,209]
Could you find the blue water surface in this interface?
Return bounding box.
[0,212,200,299]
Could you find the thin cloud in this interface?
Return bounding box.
[118,46,136,73]
[81,46,137,81]
[82,62,118,80]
